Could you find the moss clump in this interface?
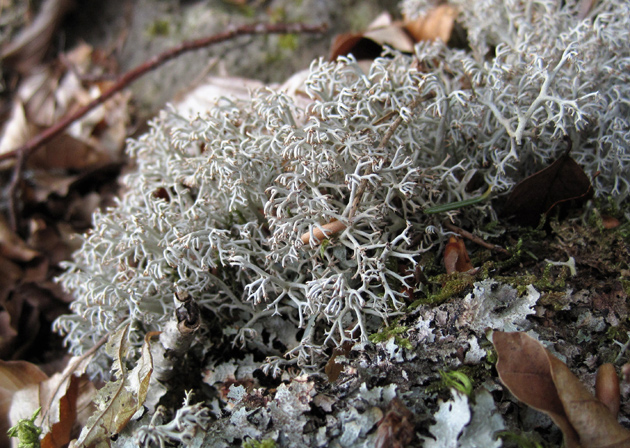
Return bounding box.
[146,19,170,37]
[243,438,277,448]
[369,324,412,349]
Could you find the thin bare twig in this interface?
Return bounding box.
[7,149,25,230]
[443,221,508,254]
[3,22,328,230]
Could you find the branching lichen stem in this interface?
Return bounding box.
[301,95,424,246]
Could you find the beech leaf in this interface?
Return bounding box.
[403,4,458,43]
[40,374,79,448]
[0,361,48,447]
[493,331,630,448]
[329,13,413,61]
[0,0,74,74]
[596,364,620,418]
[443,236,473,274]
[5,355,95,448]
[502,152,593,226]
[74,324,153,448]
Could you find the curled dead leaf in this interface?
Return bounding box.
[1,353,96,448]
[301,219,347,245]
[329,32,385,61]
[0,215,40,262]
[0,361,48,447]
[374,397,415,448]
[404,5,458,43]
[502,151,593,226]
[330,6,465,62]
[329,13,414,61]
[0,360,49,447]
[0,101,35,166]
[602,216,620,229]
[75,325,153,447]
[40,374,79,448]
[443,235,473,274]
[493,331,630,448]
[595,363,620,419]
[325,341,353,383]
[1,0,74,74]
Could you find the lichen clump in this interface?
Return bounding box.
[56,0,630,381]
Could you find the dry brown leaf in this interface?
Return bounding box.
[501,151,593,226]
[75,325,153,448]
[0,311,19,358]
[329,32,378,61]
[28,132,111,170]
[1,0,74,74]
[5,355,96,448]
[0,255,22,302]
[0,215,40,262]
[596,363,620,418]
[363,24,414,53]
[443,235,473,274]
[325,340,353,382]
[493,331,582,446]
[329,13,414,61]
[0,101,35,165]
[404,5,458,43]
[39,359,96,447]
[1,43,128,171]
[493,331,630,448]
[550,354,629,448]
[602,216,621,229]
[18,66,65,127]
[40,374,79,448]
[330,6,463,62]
[374,397,415,448]
[0,360,48,447]
[300,219,347,245]
[175,75,265,117]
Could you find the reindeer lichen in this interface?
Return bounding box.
[54,0,630,444]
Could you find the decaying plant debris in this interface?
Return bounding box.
[1,0,630,447]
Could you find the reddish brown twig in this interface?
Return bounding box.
[443,221,508,254]
[7,149,26,230]
[300,219,347,245]
[3,22,327,230]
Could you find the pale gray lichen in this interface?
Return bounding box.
[420,388,505,448]
[189,380,399,448]
[456,280,540,334]
[408,280,539,363]
[116,391,211,448]
[55,50,447,377]
[55,0,630,380]
[402,0,630,206]
[53,0,630,445]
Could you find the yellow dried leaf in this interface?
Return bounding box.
[74,325,153,448]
